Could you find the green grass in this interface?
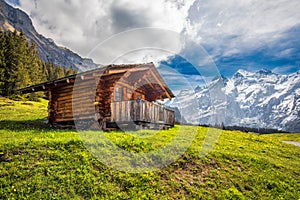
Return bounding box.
[0,97,299,199]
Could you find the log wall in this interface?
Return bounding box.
[49,77,99,124]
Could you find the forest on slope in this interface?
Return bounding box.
[0,29,77,97]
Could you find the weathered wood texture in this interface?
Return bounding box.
[111,100,175,126]
[49,78,99,123]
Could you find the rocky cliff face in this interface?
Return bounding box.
[0,0,98,71]
[169,69,300,132]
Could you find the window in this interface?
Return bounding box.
[115,87,122,101]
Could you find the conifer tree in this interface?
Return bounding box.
[0,29,77,97]
[66,66,76,76]
[0,29,6,94]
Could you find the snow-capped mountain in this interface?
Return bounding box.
[169,69,300,132]
[0,0,98,71]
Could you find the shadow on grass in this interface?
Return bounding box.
[0,119,54,132]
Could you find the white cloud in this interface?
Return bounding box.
[273,65,299,74]
[14,0,300,72]
[17,0,195,62]
[186,0,300,59]
[87,28,184,64]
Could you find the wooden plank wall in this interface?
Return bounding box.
[49,77,98,123]
[48,72,127,125]
[111,100,175,125]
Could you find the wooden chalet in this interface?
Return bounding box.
[20,63,175,130]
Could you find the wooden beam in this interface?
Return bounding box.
[149,69,172,100]
[115,81,133,90]
[145,77,155,89]
[133,70,150,88]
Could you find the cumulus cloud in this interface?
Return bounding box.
[17,0,195,60]
[11,0,300,74]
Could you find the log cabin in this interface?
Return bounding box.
[20,63,175,130]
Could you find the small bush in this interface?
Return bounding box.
[24,93,43,102]
[9,94,26,101]
[218,188,245,200]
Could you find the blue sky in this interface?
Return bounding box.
[212,24,300,76]
[6,0,300,78]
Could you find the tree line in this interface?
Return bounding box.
[0,29,77,97]
[198,123,288,134]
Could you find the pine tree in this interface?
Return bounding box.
[0,30,41,95]
[54,66,66,79]
[0,29,78,97]
[66,66,76,76]
[41,62,49,81]
[0,29,6,95]
[3,31,20,96]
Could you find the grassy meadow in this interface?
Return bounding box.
[0,97,299,199]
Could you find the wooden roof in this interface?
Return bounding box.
[19,63,175,100]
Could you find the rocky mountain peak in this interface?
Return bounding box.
[255,69,276,77]
[170,69,300,132]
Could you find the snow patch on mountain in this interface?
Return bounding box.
[168,69,300,132]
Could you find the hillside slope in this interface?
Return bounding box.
[0,0,98,71]
[0,98,299,199]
